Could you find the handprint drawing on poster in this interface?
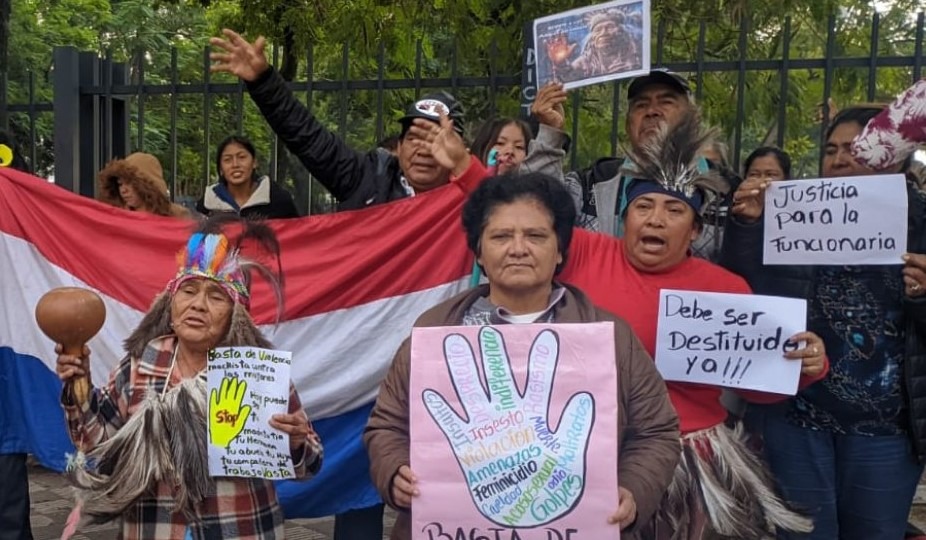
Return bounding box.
[209,376,252,447]
[422,327,595,528]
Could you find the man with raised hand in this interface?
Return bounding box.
[210,29,477,212]
[210,28,481,540]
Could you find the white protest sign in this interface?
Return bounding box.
[763,174,907,265]
[655,290,807,395]
[207,346,295,480]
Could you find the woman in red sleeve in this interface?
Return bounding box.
[559,109,828,539]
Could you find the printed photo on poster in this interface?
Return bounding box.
[409,324,619,539]
[206,346,295,481]
[534,0,650,90]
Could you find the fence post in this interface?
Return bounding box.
[0,72,7,131]
[111,61,131,161]
[77,51,101,196]
[52,47,81,193]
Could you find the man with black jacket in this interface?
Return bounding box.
[210,29,471,213]
[210,28,476,539]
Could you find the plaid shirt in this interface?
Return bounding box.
[63,335,323,540]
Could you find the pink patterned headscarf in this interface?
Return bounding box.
[852,79,926,170]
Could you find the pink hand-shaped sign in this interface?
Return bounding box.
[410,323,619,539]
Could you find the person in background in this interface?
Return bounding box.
[718,145,791,421]
[721,100,926,539]
[365,172,680,540]
[0,129,34,540]
[743,146,791,182]
[214,29,483,535]
[377,134,401,156]
[97,152,190,218]
[469,117,532,176]
[197,135,301,219]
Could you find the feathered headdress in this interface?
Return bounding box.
[621,108,730,214]
[167,214,283,307]
[122,214,283,358]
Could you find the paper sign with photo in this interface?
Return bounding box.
[534,0,651,90]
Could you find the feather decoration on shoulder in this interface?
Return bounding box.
[622,109,731,212]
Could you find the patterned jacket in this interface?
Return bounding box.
[63,335,323,539]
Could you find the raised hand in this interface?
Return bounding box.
[209,376,252,448]
[730,177,769,223]
[210,29,269,82]
[545,33,577,66]
[405,114,471,175]
[531,83,568,130]
[423,327,595,527]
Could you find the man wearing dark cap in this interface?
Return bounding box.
[210,29,474,213]
[524,69,738,260]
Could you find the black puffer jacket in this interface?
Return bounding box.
[720,177,926,462]
[196,175,301,219]
[246,67,406,211]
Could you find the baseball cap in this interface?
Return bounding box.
[627,69,691,101]
[399,91,466,136]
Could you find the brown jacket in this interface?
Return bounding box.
[364,284,680,539]
[97,152,190,218]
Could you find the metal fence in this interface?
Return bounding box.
[3,11,925,213]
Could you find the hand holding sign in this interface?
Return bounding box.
[731,177,770,224]
[532,83,568,130]
[784,331,827,377]
[423,327,594,527]
[209,376,252,448]
[903,253,926,298]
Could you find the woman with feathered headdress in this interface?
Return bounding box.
[54,215,323,539]
[558,108,829,538]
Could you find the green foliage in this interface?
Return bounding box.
[4,0,925,212]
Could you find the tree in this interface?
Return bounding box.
[5,0,923,206]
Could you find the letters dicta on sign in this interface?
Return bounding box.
[654,290,807,395]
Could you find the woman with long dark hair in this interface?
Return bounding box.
[197,135,300,219]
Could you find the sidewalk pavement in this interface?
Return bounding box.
[27,461,926,540]
[27,463,395,540]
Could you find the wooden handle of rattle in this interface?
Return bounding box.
[63,343,90,405]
